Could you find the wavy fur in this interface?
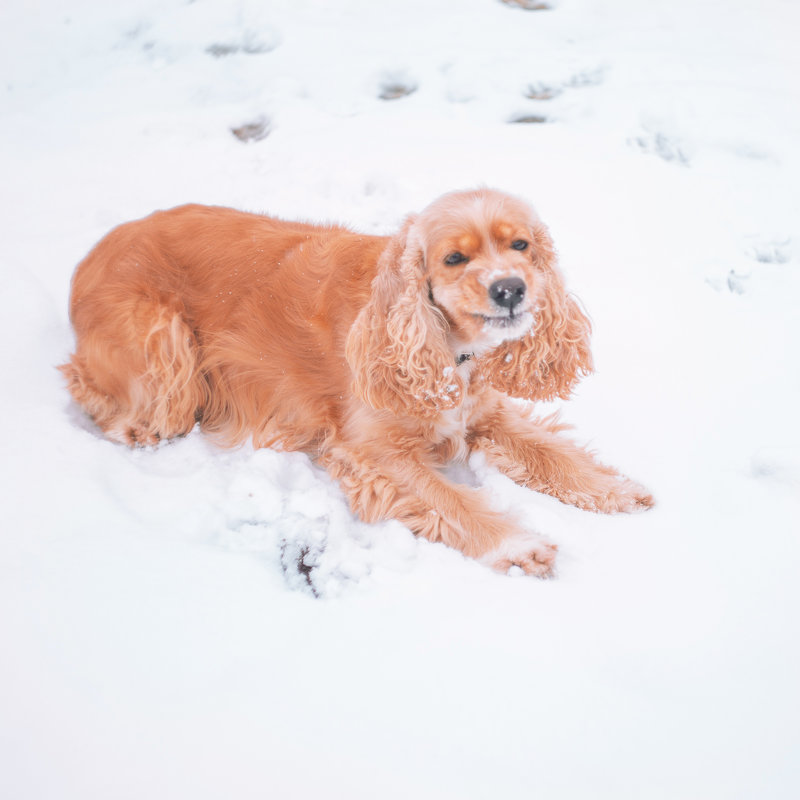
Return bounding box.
[345,217,464,418]
[62,189,653,577]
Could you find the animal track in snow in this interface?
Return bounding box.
[524,82,561,101]
[231,115,271,143]
[206,30,279,58]
[725,269,749,295]
[744,235,791,265]
[509,113,549,124]
[630,128,690,166]
[500,0,553,10]
[705,234,792,294]
[514,69,604,124]
[378,76,418,101]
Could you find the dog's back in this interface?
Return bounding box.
[62,204,387,448]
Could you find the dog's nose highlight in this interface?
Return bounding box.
[489,277,526,310]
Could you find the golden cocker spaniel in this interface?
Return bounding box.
[61,188,653,576]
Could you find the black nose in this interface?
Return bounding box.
[489,277,526,310]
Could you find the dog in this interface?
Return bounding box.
[61,188,653,576]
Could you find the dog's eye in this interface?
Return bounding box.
[444,252,468,266]
[510,240,529,251]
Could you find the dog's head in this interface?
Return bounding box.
[346,188,593,418]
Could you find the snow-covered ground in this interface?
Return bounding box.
[2,0,799,797]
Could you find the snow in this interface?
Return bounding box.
[1,0,799,797]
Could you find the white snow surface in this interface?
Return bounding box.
[2,0,799,797]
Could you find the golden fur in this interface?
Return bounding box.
[61,188,653,576]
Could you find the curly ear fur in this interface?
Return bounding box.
[478,221,593,401]
[346,217,463,418]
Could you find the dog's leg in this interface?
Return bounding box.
[320,446,558,576]
[61,297,206,446]
[470,400,654,513]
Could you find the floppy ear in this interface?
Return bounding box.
[478,221,593,401]
[345,216,463,418]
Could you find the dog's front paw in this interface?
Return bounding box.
[603,479,654,514]
[479,532,558,578]
[569,474,654,514]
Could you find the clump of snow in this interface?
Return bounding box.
[1,0,799,798]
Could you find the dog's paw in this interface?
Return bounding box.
[583,478,654,514]
[106,423,161,448]
[607,479,654,513]
[480,532,558,578]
